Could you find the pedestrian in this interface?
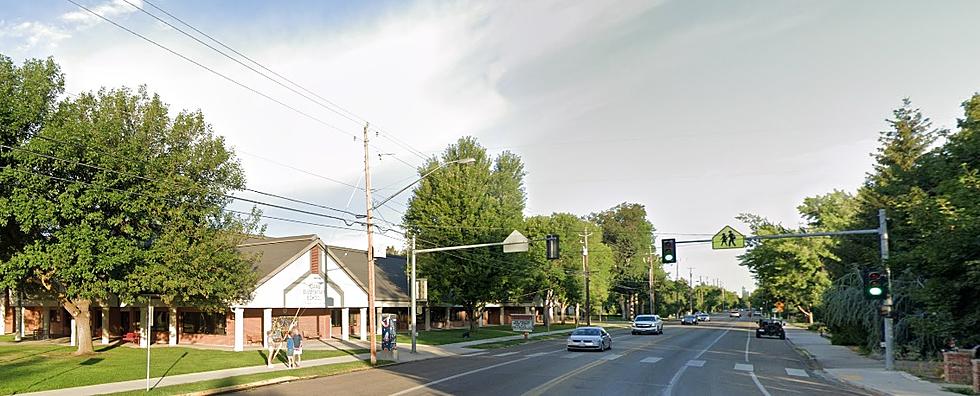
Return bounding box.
[265,330,276,368]
[286,330,296,368]
[292,328,303,367]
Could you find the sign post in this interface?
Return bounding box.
[510,314,534,340]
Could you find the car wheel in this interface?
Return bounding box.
[631,331,637,335]
[780,334,786,340]
[567,347,573,352]
[756,333,761,338]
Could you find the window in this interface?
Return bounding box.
[152,310,169,332]
[181,311,227,335]
[50,309,60,323]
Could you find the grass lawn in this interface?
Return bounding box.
[0,343,367,394]
[0,334,17,342]
[471,333,571,350]
[108,360,392,396]
[380,323,581,346]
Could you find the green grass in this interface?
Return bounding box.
[471,333,570,350]
[943,386,978,395]
[0,343,367,394]
[107,360,393,396]
[0,334,17,343]
[380,323,580,346]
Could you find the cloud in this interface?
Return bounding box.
[0,21,72,51]
[1,0,144,51]
[60,0,142,28]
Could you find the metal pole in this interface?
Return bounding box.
[411,235,417,354]
[879,209,894,370]
[583,230,591,326]
[363,123,377,365]
[146,302,152,392]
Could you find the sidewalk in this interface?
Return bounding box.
[785,326,959,396]
[21,327,574,395]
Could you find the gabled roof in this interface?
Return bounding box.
[328,246,409,302]
[238,234,319,285]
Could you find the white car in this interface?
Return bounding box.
[631,315,663,335]
[567,327,612,351]
[696,313,710,322]
[729,309,741,318]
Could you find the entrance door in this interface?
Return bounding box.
[120,311,131,333]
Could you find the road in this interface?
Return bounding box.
[234,314,869,396]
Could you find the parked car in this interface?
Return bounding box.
[567,327,613,351]
[696,313,710,322]
[756,319,785,339]
[729,309,741,318]
[631,315,663,335]
[681,315,698,325]
[752,309,762,317]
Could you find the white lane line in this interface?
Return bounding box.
[389,357,532,396]
[734,363,753,371]
[465,352,488,357]
[527,351,553,357]
[492,351,519,357]
[662,327,731,396]
[686,360,706,367]
[562,353,584,359]
[745,330,773,396]
[641,357,663,364]
[785,368,810,378]
[602,353,623,360]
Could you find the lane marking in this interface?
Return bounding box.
[662,326,731,396]
[522,358,607,396]
[465,352,487,357]
[686,360,705,367]
[785,368,810,378]
[492,351,519,357]
[527,351,553,357]
[734,363,753,371]
[561,353,584,359]
[602,353,622,360]
[641,357,663,364]
[389,357,532,396]
[745,329,773,396]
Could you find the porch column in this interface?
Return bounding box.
[69,317,77,346]
[168,307,177,346]
[0,293,6,335]
[20,306,26,337]
[358,308,367,341]
[327,310,333,339]
[499,307,505,325]
[375,307,383,335]
[341,308,350,341]
[233,307,244,352]
[41,308,50,338]
[478,309,484,327]
[138,306,147,348]
[262,308,272,348]
[445,306,452,329]
[101,308,110,345]
[424,306,431,331]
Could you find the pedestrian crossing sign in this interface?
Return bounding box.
[712,226,745,249]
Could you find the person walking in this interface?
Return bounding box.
[292,328,303,367]
[286,330,296,368]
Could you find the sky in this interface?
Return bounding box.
[3,0,980,294]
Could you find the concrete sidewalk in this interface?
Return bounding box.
[20,327,574,395]
[785,326,959,396]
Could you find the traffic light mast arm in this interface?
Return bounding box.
[672,228,879,245]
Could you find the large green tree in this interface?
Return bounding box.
[588,202,655,317]
[402,137,527,332]
[1,79,259,354]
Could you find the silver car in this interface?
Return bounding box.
[567,327,612,351]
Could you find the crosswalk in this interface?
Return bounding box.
[464,350,812,378]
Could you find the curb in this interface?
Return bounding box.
[784,331,891,396]
[181,376,300,396]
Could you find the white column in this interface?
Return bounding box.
[20,307,26,337]
[358,308,367,341]
[376,307,383,335]
[101,308,110,345]
[262,308,272,348]
[168,307,177,346]
[41,308,50,338]
[69,318,77,346]
[327,311,333,339]
[0,293,6,335]
[341,308,350,341]
[499,307,505,325]
[138,307,147,348]
[233,308,244,352]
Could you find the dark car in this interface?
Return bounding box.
[756,319,785,339]
[681,315,698,325]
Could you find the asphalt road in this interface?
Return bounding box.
[233,315,869,396]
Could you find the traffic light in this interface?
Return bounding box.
[662,238,677,264]
[864,271,887,300]
[545,234,560,260]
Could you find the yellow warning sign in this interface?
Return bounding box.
[712,225,745,249]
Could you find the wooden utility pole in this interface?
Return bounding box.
[579,229,593,326]
[647,244,656,315]
[362,123,377,365]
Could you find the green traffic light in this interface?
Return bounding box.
[664,254,673,261]
[869,287,883,296]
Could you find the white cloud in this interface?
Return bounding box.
[0,21,71,51]
[60,0,142,27]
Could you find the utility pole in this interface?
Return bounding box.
[647,244,655,315]
[580,229,593,326]
[879,209,894,370]
[362,123,377,365]
[688,267,694,314]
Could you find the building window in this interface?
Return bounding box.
[181,311,227,335]
[50,309,60,323]
[331,310,341,327]
[151,310,169,332]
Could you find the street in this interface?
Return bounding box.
[234,315,869,396]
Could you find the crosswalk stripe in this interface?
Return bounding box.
[686,360,706,367]
[602,354,623,360]
[493,352,519,357]
[641,357,663,364]
[785,368,809,377]
[465,352,488,357]
[527,352,552,357]
[734,363,754,371]
[562,353,584,359]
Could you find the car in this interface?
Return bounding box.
[696,313,710,322]
[756,319,786,339]
[681,315,698,325]
[631,314,663,335]
[729,309,741,318]
[567,326,612,351]
[752,309,762,317]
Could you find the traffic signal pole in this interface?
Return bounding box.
[879,209,894,371]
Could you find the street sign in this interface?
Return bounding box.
[712,226,746,249]
[503,230,530,253]
[510,314,534,333]
[416,278,428,302]
[775,301,784,313]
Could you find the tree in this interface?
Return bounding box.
[1,82,259,354]
[402,137,526,332]
[588,202,655,317]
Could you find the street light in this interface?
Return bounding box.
[362,149,475,364]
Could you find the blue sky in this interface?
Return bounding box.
[2,0,980,293]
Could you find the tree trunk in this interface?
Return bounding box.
[798,306,814,324]
[468,306,478,332]
[66,298,94,355]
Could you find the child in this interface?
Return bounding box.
[286,331,296,368]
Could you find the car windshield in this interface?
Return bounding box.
[572,328,600,336]
[635,316,657,321]
[684,316,695,319]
